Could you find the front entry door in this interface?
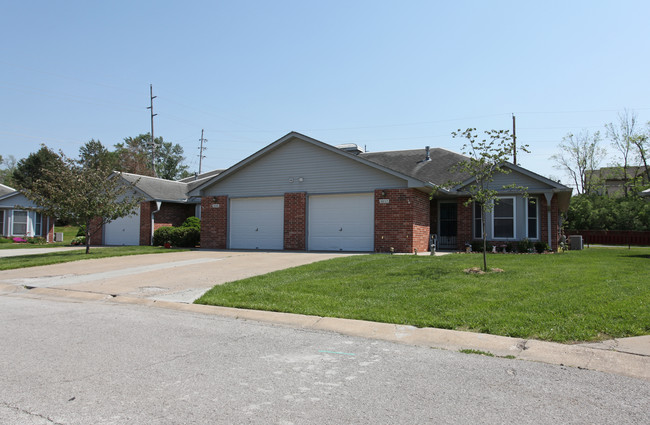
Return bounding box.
[439,202,457,250]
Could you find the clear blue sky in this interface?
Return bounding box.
[2,0,649,187]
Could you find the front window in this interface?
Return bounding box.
[13,210,28,236]
[473,202,483,239]
[527,198,538,239]
[34,212,42,236]
[493,197,515,239]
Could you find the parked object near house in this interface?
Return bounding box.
[0,186,55,242]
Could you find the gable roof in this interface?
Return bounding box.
[0,183,15,197]
[188,132,431,195]
[118,172,193,203]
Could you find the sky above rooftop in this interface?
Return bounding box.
[2,0,649,188]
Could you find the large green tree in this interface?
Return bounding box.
[442,128,528,271]
[12,145,64,190]
[22,152,142,254]
[114,133,188,180]
[79,139,118,172]
[0,154,17,187]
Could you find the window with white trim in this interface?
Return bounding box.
[493,197,515,239]
[13,210,28,236]
[473,202,483,239]
[526,198,538,239]
[34,212,42,236]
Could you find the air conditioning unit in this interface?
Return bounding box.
[569,235,583,250]
[54,232,64,242]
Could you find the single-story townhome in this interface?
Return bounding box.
[103,132,571,252]
[0,184,55,242]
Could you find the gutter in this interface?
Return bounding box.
[150,201,162,246]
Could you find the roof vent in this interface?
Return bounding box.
[335,143,364,155]
[425,146,431,161]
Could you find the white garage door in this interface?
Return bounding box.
[308,193,374,251]
[230,197,284,250]
[104,206,141,246]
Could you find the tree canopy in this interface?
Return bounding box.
[114,133,189,180]
[12,145,64,190]
[22,152,142,254]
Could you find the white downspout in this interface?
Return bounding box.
[151,201,162,246]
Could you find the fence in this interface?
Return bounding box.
[566,230,650,246]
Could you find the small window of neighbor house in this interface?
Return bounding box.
[12,210,28,236]
[493,197,515,239]
[527,198,538,239]
[473,202,482,239]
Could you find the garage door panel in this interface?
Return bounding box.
[230,197,284,250]
[308,194,374,251]
[104,206,141,246]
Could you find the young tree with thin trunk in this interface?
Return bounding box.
[22,152,142,254]
[443,128,529,272]
[605,110,638,196]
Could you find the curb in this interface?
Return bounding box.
[5,285,649,381]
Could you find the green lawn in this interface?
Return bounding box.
[0,246,188,270]
[195,248,650,343]
[0,225,80,248]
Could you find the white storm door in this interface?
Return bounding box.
[308,193,374,251]
[229,197,284,250]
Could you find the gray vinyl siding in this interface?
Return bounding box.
[202,139,407,197]
[0,192,40,208]
[487,170,555,192]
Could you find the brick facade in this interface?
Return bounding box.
[44,216,55,243]
[456,197,472,250]
[284,192,306,250]
[89,217,103,245]
[140,201,195,246]
[374,189,430,253]
[201,196,227,249]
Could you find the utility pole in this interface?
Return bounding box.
[512,113,517,166]
[198,129,207,175]
[147,84,158,177]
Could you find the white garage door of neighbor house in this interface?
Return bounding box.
[104,206,141,246]
[230,197,284,250]
[308,193,374,251]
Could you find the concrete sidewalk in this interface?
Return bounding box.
[0,246,84,257]
[2,281,648,381]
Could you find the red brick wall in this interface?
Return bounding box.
[201,196,227,249]
[45,216,55,243]
[457,197,472,250]
[284,192,306,250]
[89,217,103,245]
[374,189,430,253]
[140,201,196,245]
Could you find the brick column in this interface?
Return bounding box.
[374,188,430,253]
[139,201,153,246]
[457,197,472,251]
[284,192,306,250]
[89,217,103,246]
[201,196,227,249]
[45,216,55,243]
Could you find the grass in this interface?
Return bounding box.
[195,247,650,343]
[0,246,188,270]
[0,225,80,248]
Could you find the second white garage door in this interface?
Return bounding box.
[104,206,141,246]
[308,193,374,251]
[230,197,284,250]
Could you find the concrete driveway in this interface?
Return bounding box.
[0,250,358,302]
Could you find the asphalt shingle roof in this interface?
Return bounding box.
[360,148,471,186]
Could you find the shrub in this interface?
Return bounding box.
[0,237,12,244]
[505,242,515,253]
[76,225,86,237]
[518,238,535,253]
[471,240,493,252]
[534,241,550,253]
[71,236,86,246]
[27,237,47,244]
[153,226,200,248]
[181,216,200,230]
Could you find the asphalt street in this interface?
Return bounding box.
[1,295,648,425]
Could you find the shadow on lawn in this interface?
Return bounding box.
[620,254,650,259]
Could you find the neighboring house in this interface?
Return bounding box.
[587,166,649,196]
[0,186,55,242]
[186,132,571,252]
[99,171,224,245]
